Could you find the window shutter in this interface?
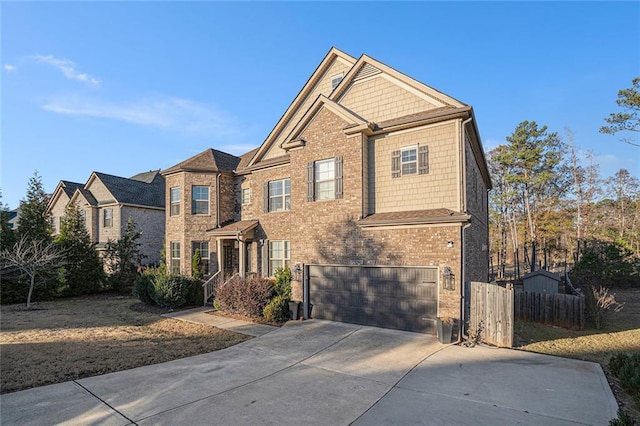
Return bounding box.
[335,157,343,199]
[419,145,429,174]
[307,162,315,202]
[261,239,269,276]
[391,150,401,178]
[263,182,269,213]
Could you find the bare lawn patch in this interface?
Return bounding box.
[0,294,250,394]
[516,287,640,422]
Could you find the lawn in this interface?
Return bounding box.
[0,294,250,394]
[515,287,640,422]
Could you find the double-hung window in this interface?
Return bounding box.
[192,186,209,215]
[392,145,429,178]
[192,241,209,275]
[265,179,290,212]
[269,240,290,275]
[307,157,343,201]
[170,187,180,216]
[103,208,113,227]
[242,188,251,205]
[170,242,181,275]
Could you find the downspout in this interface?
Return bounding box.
[459,116,473,343]
[215,173,222,228]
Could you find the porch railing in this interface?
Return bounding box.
[202,270,221,306]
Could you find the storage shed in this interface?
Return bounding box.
[523,270,560,294]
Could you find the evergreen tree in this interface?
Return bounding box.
[104,218,144,292]
[55,203,104,296]
[17,172,52,244]
[0,191,16,251]
[600,77,640,147]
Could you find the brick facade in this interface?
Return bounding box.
[162,48,491,326]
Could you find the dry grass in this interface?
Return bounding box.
[515,287,640,422]
[0,294,250,394]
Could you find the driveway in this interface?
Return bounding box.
[1,319,617,425]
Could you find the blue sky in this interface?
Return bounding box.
[2,1,639,209]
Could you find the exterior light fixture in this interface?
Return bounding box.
[443,266,455,291]
[447,241,454,249]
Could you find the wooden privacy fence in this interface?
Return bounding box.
[468,281,514,348]
[515,292,585,330]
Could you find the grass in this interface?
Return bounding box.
[0,294,250,394]
[515,287,640,423]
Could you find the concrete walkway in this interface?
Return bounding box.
[161,306,277,337]
[1,314,618,425]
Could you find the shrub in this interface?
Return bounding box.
[609,353,640,402]
[214,275,273,317]
[150,274,192,309]
[273,266,292,299]
[133,272,155,305]
[583,283,624,330]
[263,294,290,322]
[609,409,635,426]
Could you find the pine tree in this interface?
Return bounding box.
[104,218,144,292]
[17,172,52,244]
[55,203,104,296]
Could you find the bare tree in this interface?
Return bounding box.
[0,236,64,308]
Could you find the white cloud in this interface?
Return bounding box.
[4,64,16,71]
[32,55,100,87]
[42,95,242,137]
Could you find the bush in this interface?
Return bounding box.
[273,266,292,299]
[150,274,193,309]
[214,275,273,317]
[133,268,202,308]
[610,409,635,426]
[133,272,155,305]
[263,294,290,322]
[582,280,624,330]
[609,353,640,402]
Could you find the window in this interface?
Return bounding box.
[103,208,113,227]
[307,157,343,201]
[242,188,251,205]
[331,73,343,89]
[79,210,86,224]
[265,179,290,212]
[170,242,181,275]
[401,146,417,175]
[170,187,180,216]
[269,240,290,275]
[392,145,429,178]
[192,241,209,275]
[192,186,209,215]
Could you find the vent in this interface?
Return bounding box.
[354,63,381,81]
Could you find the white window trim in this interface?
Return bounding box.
[242,187,251,205]
[401,145,418,176]
[170,187,180,216]
[269,240,290,276]
[314,158,336,201]
[268,179,290,212]
[192,186,210,215]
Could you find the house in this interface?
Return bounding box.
[48,170,165,265]
[162,47,491,334]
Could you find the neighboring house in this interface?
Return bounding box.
[7,208,20,230]
[162,47,492,335]
[48,170,165,265]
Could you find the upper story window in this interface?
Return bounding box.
[392,145,429,178]
[103,208,113,228]
[79,210,86,224]
[242,188,251,205]
[192,186,209,215]
[331,73,344,89]
[265,179,290,212]
[170,187,180,216]
[307,157,343,201]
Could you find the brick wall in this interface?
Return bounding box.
[121,205,165,266]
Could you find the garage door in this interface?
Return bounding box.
[308,265,438,334]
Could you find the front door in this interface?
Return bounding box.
[222,241,239,279]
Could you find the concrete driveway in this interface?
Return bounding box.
[1,319,617,425]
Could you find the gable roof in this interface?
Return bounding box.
[130,170,162,184]
[331,54,467,109]
[90,172,165,208]
[162,148,241,176]
[247,47,357,167]
[47,180,84,210]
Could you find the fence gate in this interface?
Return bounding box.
[467,281,514,348]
